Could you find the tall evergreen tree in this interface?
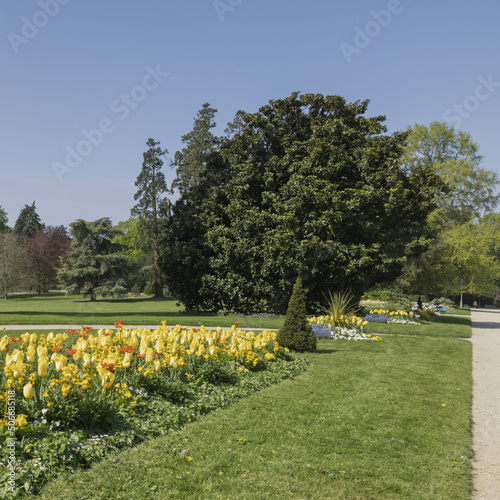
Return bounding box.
[13,201,42,239]
[163,104,224,309]
[131,138,168,298]
[57,218,127,301]
[171,103,219,197]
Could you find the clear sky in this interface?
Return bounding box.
[1,0,499,228]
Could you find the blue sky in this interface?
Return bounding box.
[1,0,499,228]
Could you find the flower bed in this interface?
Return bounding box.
[0,322,307,497]
[309,315,382,341]
[362,309,421,325]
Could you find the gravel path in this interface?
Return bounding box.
[471,309,500,499]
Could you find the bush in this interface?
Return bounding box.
[130,285,142,296]
[143,283,154,296]
[315,290,359,326]
[277,277,317,352]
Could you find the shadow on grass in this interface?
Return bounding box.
[432,315,471,326]
[313,348,350,354]
[0,310,215,318]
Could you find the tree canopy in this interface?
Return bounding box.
[399,122,500,299]
[403,121,499,226]
[131,138,169,298]
[57,218,127,300]
[13,201,42,239]
[166,93,445,313]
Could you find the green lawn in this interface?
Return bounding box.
[0,294,283,329]
[38,333,473,500]
[367,314,472,338]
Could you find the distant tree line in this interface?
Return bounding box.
[2,92,500,309]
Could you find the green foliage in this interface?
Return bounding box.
[171,102,219,197]
[315,290,359,325]
[400,122,500,299]
[403,121,499,226]
[277,277,317,352]
[188,92,444,313]
[131,138,169,298]
[57,218,127,301]
[0,205,8,232]
[13,201,42,239]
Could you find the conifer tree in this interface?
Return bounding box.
[13,201,42,239]
[131,138,169,298]
[277,276,317,352]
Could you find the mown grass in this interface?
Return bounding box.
[367,314,472,338]
[0,294,283,329]
[37,333,473,500]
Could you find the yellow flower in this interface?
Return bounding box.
[145,348,154,363]
[187,456,193,462]
[38,360,49,377]
[23,382,34,400]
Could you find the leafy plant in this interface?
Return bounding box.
[315,290,359,326]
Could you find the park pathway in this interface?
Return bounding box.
[471,309,500,499]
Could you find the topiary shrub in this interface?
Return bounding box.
[277,277,317,352]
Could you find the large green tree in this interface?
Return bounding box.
[399,122,500,298]
[57,218,127,301]
[403,121,499,226]
[13,201,42,239]
[171,93,444,314]
[164,105,225,309]
[171,103,219,197]
[131,138,169,298]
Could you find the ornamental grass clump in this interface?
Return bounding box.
[315,290,359,327]
[277,277,317,352]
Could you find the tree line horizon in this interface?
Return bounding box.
[1,92,500,312]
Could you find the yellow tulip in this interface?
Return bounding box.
[37,345,48,358]
[122,352,133,368]
[38,360,48,377]
[102,372,115,391]
[0,336,10,352]
[154,359,161,372]
[55,354,68,372]
[13,362,24,379]
[145,348,154,363]
[23,383,34,400]
[26,346,36,363]
[82,353,91,370]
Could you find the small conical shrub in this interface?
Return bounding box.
[277,277,317,352]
